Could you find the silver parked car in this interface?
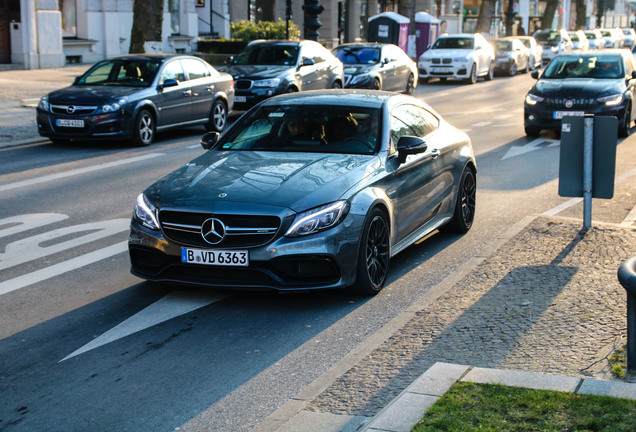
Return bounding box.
[533,28,573,66]
[512,36,543,70]
[584,29,606,50]
[333,42,417,94]
[129,90,477,295]
[568,30,589,51]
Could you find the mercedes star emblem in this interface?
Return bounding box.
[201,217,226,245]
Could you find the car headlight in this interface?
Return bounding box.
[134,193,160,230]
[285,201,350,238]
[350,74,370,85]
[525,93,544,105]
[597,94,623,106]
[97,98,126,114]
[38,96,50,112]
[253,78,280,88]
[453,56,470,62]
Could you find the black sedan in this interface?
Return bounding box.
[524,49,636,137]
[37,54,234,146]
[129,91,476,295]
[332,42,417,94]
[220,40,344,111]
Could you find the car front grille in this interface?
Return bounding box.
[431,58,453,65]
[159,210,281,248]
[51,104,98,115]
[235,79,253,90]
[545,97,596,108]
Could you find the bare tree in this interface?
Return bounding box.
[475,0,496,34]
[540,0,559,30]
[129,0,165,54]
[398,0,416,33]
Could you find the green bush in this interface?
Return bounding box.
[230,19,300,42]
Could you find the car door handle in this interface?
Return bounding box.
[207,85,215,92]
[431,149,440,158]
[183,89,192,96]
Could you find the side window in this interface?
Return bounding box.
[181,58,210,80]
[160,61,186,84]
[389,104,439,152]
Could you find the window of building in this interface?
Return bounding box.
[60,0,77,37]
[169,0,180,34]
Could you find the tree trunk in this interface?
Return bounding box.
[475,0,496,34]
[541,0,559,30]
[575,0,586,30]
[129,0,165,54]
[398,0,416,33]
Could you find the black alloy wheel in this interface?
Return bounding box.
[618,104,632,138]
[485,62,494,81]
[509,61,517,76]
[373,78,381,90]
[331,80,342,89]
[524,125,540,137]
[467,65,477,84]
[132,109,155,147]
[205,100,227,132]
[405,74,415,95]
[444,167,476,233]
[353,208,390,295]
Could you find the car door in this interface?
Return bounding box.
[181,57,214,122]
[156,59,191,126]
[297,44,321,90]
[388,104,453,243]
[474,37,489,75]
[388,46,409,91]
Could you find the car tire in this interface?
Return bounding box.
[484,62,494,81]
[524,59,530,73]
[205,100,227,133]
[373,78,381,90]
[524,125,540,137]
[509,62,517,76]
[618,104,632,138]
[467,64,477,84]
[132,109,155,147]
[405,74,415,95]
[444,166,476,234]
[352,207,390,296]
[331,80,342,89]
[287,86,299,93]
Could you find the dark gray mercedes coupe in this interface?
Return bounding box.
[129,90,476,295]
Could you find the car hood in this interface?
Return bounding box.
[424,48,473,58]
[146,150,382,212]
[222,65,292,80]
[343,64,377,75]
[533,78,625,97]
[47,85,144,104]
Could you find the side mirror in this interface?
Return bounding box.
[383,57,390,64]
[200,131,220,150]
[73,75,81,85]
[631,70,636,80]
[299,58,315,69]
[531,70,540,79]
[397,136,427,163]
[160,79,179,89]
[226,56,234,65]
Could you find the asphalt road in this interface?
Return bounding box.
[1,73,633,432]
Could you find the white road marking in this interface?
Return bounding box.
[0,240,128,296]
[0,153,164,192]
[0,213,69,239]
[493,114,513,120]
[0,218,129,271]
[60,291,228,361]
[620,204,636,227]
[472,121,492,127]
[503,138,559,160]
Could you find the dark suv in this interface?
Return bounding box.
[222,40,344,110]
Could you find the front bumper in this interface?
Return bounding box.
[128,211,366,292]
[232,87,279,111]
[524,100,627,132]
[418,61,472,80]
[494,57,513,73]
[37,108,134,141]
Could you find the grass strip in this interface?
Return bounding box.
[414,381,636,431]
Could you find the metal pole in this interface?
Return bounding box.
[583,115,593,229]
[619,256,636,371]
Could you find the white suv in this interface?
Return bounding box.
[418,33,495,84]
[533,29,573,66]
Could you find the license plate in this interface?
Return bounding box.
[181,248,249,267]
[433,67,452,73]
[56,118,84,127]
[553,111,585,119]
[234,96,247,103]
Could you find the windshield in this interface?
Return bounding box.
[231,44,299,66]
[569,33,580,41]
[494,40,513,51]
[534,31,561,46]
[77,59,160,87]
[584,32,597,39]
[543,55,624,79]
[432,37,474,49]
[333,47,381,64]
[518,38,531,48]
[218,105,381,155]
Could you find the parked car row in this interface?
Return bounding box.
[38,39,421,146]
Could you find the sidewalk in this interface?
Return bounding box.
[0,64,88,147]
[260,210,636,432]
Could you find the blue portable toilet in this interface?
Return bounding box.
[415,12,440,59]
[368,12,410,54]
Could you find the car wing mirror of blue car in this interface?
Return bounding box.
[299,58,315,69]
[397,136,428,164]
[200,131,221,150]
[531,70,540,79]
[160,79,179,90]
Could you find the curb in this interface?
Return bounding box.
[0,137,49,149]
[361,362,636,432]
